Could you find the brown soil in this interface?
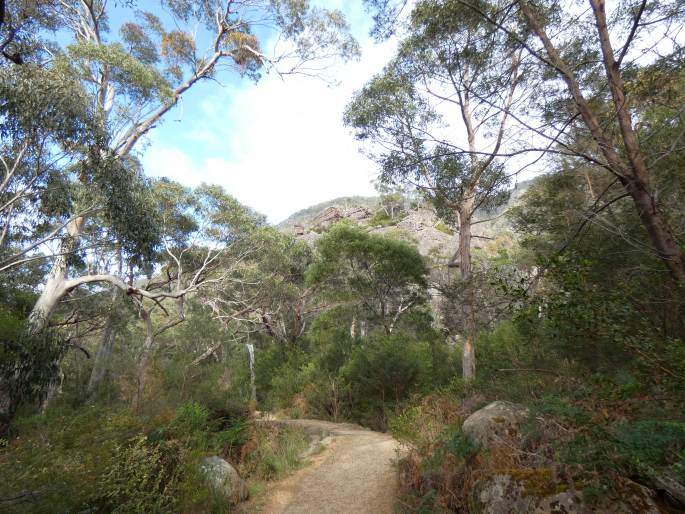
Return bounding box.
[243,419,402,514]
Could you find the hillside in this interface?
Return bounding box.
[278,180,534,265]
[278,196,380,230]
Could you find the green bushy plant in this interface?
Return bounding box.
[97,435,182,513]
[243,424,309,480]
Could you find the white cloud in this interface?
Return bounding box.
[142,18,396,223]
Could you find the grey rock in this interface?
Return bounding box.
[200,456,249,503]
[473,474,661,514]
[462,400,530,449]
[475,474,538,514]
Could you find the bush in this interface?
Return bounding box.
[173,401,209,434]
[241,424,309,480]
[390,396,483,513]
[434,221,455,235]
[342,334,431,430]
[97,435,182,513]
[0,306,65,436]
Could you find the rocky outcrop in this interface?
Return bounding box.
[200,456,249,503]
[462,400,530,449]
[464,402,664,513]
[473,474,661,514]
[312,206,345,229]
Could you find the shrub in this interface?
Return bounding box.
[241,423,309,480]
[97,435,182,513]
[434,221,455,235]
[173,401,209,433]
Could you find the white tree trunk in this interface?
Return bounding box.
[28,217,85,334]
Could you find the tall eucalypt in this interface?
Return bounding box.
[346,0,522,381]
[5,0,358,334]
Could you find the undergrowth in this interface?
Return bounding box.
[0,400,308,513]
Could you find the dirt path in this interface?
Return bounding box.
[246,419,402,514]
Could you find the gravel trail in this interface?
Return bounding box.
[247,419,401,514]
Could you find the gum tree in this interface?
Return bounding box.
[17,0,359,333]
[345,0,522,380]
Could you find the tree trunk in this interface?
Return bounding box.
[86,314,117,402]
[132,309,154,408]
[458,198,477,382]
[589,0,685,285]
[519,0,685,286]
[0,374,17,437]
[40,344,68,413]
[28,217,85,334]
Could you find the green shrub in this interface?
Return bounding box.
[369,211,395,226]
[0,306,65,435]
[244,424,309,480]
[614,420,685,470]
[97,435,182,513]
[434,221,455,235]
[173,401,209,433]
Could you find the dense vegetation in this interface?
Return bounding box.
[1,0,684,513]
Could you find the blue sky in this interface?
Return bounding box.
[137,1,396,223]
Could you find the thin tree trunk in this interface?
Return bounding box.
[0,371,18,437]
[519,0,685,285]
[85,313,117,401]
[132,309,154,408]
[459,198,476,382]
[86,249,123,402]
[40,345,67,413]
[589,0,685,284]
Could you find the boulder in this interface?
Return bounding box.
[474,474,538,514]
[473,473,661,514]
[200,456,249,503]
[462,400,530,449]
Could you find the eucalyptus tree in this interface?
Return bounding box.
[13,0,359,334]
[0,64,101,271]
[415,0,685,286]
[117,180,262,406]
[0,0,62,64]
[202,228,321,346]
[307,223,428,336]
[345,0,522,380]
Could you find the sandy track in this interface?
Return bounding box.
[246,419,401,514]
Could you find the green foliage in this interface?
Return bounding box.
[369,210,397,227]
[0,304,64,435]
[98,435,181,513]
[307,223,428,334]
[67,41,172,102]
[434,221,454,235]
[172,401,210,434]
[0,64,97,145]
[245,424,309,480]
[614,420,685,470]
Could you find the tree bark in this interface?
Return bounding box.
[131,308,155,409]
[85,313,117,401]
[519,0,685,285]
[589,0,685,284]
[28,217,85,334]
[458,197,477,382]
[40,344,67,413]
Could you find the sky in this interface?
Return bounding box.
[140,1,395,224]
